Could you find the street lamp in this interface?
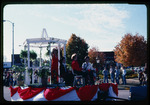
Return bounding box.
[3,20,15,66]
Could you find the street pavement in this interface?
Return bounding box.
[3,78,140,101]
[3,86,11,101]
[117,90,129,101]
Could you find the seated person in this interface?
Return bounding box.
[60,57,74,86]
[71,53,82,75]
[82,56,96,85]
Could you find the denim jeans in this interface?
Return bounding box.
[116,76,119,84]
[103,76,108,83]
[110,74,114,83]
[122,75,126,85]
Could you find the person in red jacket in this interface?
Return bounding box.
[71,53,82,75]
[51,48,58,84]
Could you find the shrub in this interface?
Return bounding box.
[126,70,135,75]
[126,73,138,78]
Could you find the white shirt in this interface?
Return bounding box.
[122,69,126,75]
[110,68,114,74]
[115,69,120,76]
[121,67,126,75]
[82,62,95,71]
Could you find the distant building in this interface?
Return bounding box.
[102,51,114,62]
[12,54,35,67]
[3,62,11,71]
[100,51,116,69]
[3,54,23,71]
[12,54,23,66]
[101,51,122,69]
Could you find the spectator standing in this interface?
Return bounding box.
[6,72,10,87]
[9,72,13,86]
[115,66,120,84]
[13,71,17,86]
[102,67,109,83]
[121,66,126,85]
[138,67,144,85]
[109,66,114,83]
[143,63,147,85]
[138,67,142,79]
[3,71,7,86]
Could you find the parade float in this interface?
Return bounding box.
[10,83,118,101]
[9,29,118,101]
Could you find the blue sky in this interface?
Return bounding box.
[3,4,147,62]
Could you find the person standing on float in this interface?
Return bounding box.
[51,48,58,84]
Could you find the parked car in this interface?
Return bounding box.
[128,86,147,101]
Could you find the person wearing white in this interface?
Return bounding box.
[82,61,95,72]
[121,66,126,85]
[102,67,109,83]
[110,66,114,83]
[13,71,17,86]
[82,56,96,85]
[115,66,120,84]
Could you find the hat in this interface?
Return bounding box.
[71,53,77,60]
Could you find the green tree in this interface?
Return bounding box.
[30,50,37,61]
[20,50,27,59]
[20,50,37,66]
[66,34,89,66]
[20,50,37,60]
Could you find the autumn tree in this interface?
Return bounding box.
[66,34,89,66]
[114,33,147,67]
[88,47,105,68]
